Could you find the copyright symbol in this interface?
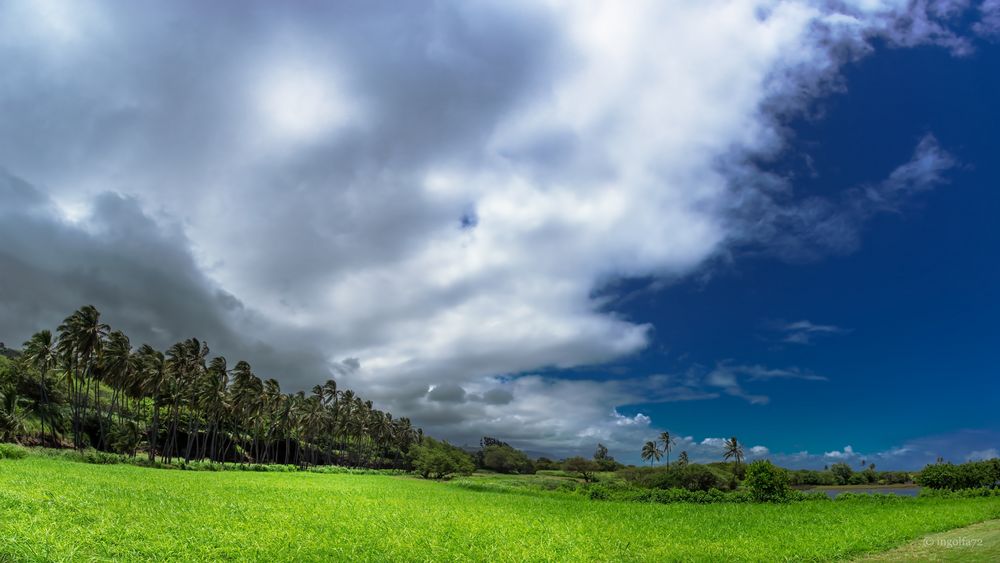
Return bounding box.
[923,539,934,546]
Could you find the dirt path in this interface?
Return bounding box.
[857,519,1000,561]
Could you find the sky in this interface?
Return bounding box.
[0,0,998,469]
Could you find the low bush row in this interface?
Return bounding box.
[917,459,1000,490]
[0,444,405,474]
[919,487,1000,498]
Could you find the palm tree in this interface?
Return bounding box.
[658,431,676,466]
[138,344,167,462]
[2,304,427,470]
[57,305,110,449]
[640,440,661,465]
[99,330,135,450]
[22,330,57,444]
[723,436,744,468]
[677,450,689,466]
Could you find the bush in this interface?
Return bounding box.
[582,482,753,504]
[563,457,600,482]
[618,464,729,492]
[918,459,1000,490]
[919,487,1000,499]
[830,462,853,485]
[788,469,836,486]
[534,457,559,471]
[0,442,28,459]
[744,460,791,503]
[847,473,868,485]
[410,438,475,480]
[481,445,535,474]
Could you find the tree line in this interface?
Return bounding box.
[640,432,744,472]
[0,305,421,468]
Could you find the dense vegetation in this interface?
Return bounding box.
[3,454,1000,561]
[918,458,1000,491]
[0,305,422,468]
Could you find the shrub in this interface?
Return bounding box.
[830,462,853,485]
[0,442,28,459]
[410,438,475,480]
[847,473,868,485]
[482,445,535,474]
[583,483,753,504]
[918,459,1000,490]
[563,457,600,482]
[534,457,559,471]
[619,464,729,492]
[744,460,791,503]
[788,469,834,486]
[919,487,1000,499]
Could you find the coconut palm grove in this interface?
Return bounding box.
[4,305,418,468]
[3,1,1000,561]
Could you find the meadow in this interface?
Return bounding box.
[3,455,1000,561]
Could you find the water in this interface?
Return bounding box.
[808,486,922,498]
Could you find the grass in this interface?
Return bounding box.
[2,456,1000,561]
[857,519,1000,561]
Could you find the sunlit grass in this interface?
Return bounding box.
[2,456,999,561]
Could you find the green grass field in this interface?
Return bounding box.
[3,457,1000,561]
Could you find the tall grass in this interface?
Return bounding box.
[2,455,1000,560]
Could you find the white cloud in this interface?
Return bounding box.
[0,0,980,455]
[614,411,652,427]
[824,445,856,458]
[974,0,1000,37]
[774,320,848,344]
[967,448,1000,461]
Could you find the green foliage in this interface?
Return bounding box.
[592,442,624,471]
[618,463,733,491]
[788,467,913,487]
[0,442,28,459]
[744,460,791,503]
[787,469,837,486]
[410,438,475,479]
[481,444,535,474]
[830,462,854,485]
[562,456,600,482]
[919,487,1000,499]
[583,482,753,504]
[533,456,559,470]
[594,443,609,460]
[3,305,424,470]
[3,456,1000,561]
[918,459,1000,490]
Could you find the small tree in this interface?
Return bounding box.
[830,462,853,485]
[677,450,689,466]
[744,460,790,502]
[482,444,535,474]
[564,456,600,482]
[410,438,475,479]
[594,443,609,461]
[534,457,559,470]
[640,441,661,465]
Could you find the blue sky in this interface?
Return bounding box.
[0,1,998,468]
[606,40,1000,465]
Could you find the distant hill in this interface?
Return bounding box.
[0,342,20,359]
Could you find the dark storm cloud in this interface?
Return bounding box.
[0,169,331,388]
[427,383,467,403]
[0,0,991,460]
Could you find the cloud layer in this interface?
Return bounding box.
[0,0,994,462]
